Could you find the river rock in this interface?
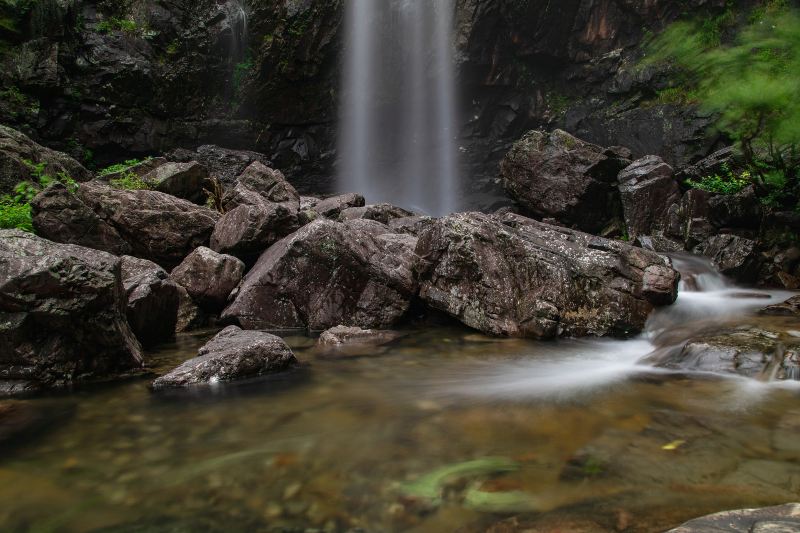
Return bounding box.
[0,230,143,394]
[646,324,800,380]
[666,503,800,532]
[700,234,759,282]
[167,145,271,187]
[210,203,300,262]
[30,183,132,256]
[414,212,679,339]
[0,124,91,195]
[761,296,800,317]
[708,185,762,229]
[618,155,680,239]
[175,286,207,333]
[222,161,300,210]
[339,203,414,225]
[151,326,297,389]
[121,256,181,346]
[141,161,210,204]
[76,182,219,269]
[221,219,418,330]
[317,326,402,346]
[314,193,365,218]
[499,129,630,233]
[170,247,244,313]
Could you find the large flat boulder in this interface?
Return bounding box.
[222,161,300,210]
[121,256,181,347]
[151,326,297,389]
[76,182,220,269]
[0,125,91,195]
[0,230,143,395]
[499,129,630,233]
[414,212,679,338]
[141,161,210,204]
[221,219,418,330]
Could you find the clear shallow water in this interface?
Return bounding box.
[2,270,800,532]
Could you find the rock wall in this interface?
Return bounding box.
[0,0,741,195]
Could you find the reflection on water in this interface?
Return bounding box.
[1,260,799,532]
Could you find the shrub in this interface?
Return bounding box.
[0,198,33,231]
[98,158,145,177]
[110,171,150,190]
[685,165,752,195]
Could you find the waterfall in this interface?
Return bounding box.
[227,0,248,64]
[339,0,460,216]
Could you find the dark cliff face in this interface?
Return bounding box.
[0,0,730,190]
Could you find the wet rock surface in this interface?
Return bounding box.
[121,256,180,347]
[152,326,297,389]
[761,296,800,317]
[141,161,210,204]
[318,326,402,347]
[170,247,244,313]
[667,503,800,532]
[499,130,629,233]
[31,183,132,256]
[618,155,680,239]
[76,182,219,269]
[0,125,91,194]
[0,230,142,395]
[222,219,418,330]
[414,212,678,339]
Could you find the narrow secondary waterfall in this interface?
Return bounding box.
[339,0,460,216]
[227,0,248,64]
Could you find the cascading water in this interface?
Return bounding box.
[339,0,460,216]
[226,0,249,65]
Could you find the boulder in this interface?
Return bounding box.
[0,230,142,394]
[76,182,219,269]
[761,295,800,317]
[314,193,365,218]
[700,234,759,282]
[388,215,436,236]
[166,145,271,187]
[210,203,300,262]
[0,125,91,195]
[499,129,630,233]
[674,146,740,184]
[414,212,679,339]
[617,155,680,239]
[317,325,402,346]
[175,286,207,333]
[222,161,300,210]
[140,161,210,204]
[121,256,181,346]
[645,324,800,380]
[666,503,800,533]
[221,219,418,330]
[339,203,415,225]
[170,247,244,313]
[151,326,297,389]
[667,189,716,248]
[30,183,131,256]
[708,185,762,229]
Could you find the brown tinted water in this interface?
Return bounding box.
[2,314,800,533]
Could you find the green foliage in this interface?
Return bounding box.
[685,164,752,195]
[110,171,150,190]
[233,58,253,92]
[0,198,32,231]
[98,158,144,177]
[0,85,25,105]
[647,4,800,208]
[654,86,700,106]
[0,159,77,232]
[96,16,155,38]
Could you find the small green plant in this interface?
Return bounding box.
[98,158,144,177]
[96,16,139,34]
[0,197,33,232]
[0,85,26,105]
[233,58,254,93]
[685,164,751,195]
[110,171,150,190]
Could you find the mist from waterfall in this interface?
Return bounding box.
[339,0,460,216]
[227,0,248,63]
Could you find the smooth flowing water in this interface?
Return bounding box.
[338,0,459,215]
[1,262,799,532]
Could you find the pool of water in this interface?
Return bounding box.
[2,258,800,532]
